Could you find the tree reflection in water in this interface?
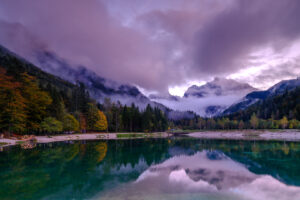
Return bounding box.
[0,138,299,200]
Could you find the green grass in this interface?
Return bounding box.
[116,133,163,138]
[16,141,25,144]
[116,133,156,138]
[117,133,142,138]
[0,142,8,146]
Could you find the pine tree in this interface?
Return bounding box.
[87,103,99,130]
[78,113,87,133]
[46,84,66,121]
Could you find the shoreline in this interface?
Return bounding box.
[1,130,300,148]
[188,129,300,141]
[0,132,169,148]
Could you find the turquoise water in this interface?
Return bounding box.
[0,138,300,200]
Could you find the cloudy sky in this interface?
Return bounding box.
[0,0,300,96]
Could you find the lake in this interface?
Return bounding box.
[0,137,300,200]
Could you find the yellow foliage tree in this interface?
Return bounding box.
[95,142,107,163]
[280,116,288,129]
[0,68,26,134]
[250,113,259,129]
[87,103,108,132]
[94,110,108,131]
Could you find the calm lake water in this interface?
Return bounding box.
[1,137,300,200]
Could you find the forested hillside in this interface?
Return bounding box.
[171,87,300,130]
[0,45,168,135]
[0,66,108,135]
[227,87,300,121]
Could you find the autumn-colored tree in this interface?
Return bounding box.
[40,117,63,133]
[63,114,80,132]
[87,103,108,131]
[289,119,300,129]
[21,73,52,131]
[0,68,26,134]
[94,110,108,131]
[250,113,259,129]
[95,142,108,163]
[280,116,288,129]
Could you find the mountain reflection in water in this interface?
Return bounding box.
[131,151,300,200]
[0,138,300,200]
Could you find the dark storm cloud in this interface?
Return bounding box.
[194,0,300,75]
[0,0,299,93]
[0,0,182,93]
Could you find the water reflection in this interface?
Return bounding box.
[20,141,37,149]
[0,138,300,200]
[125,151,300,200]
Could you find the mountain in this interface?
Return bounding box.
[35,51,154,108]
[223,78,300,115]
[0,21,149,107]
[35,51,197,120]
[151,77,256,117]
[225,86,300,121]
[184,77,256,98]
[0,45,75,92]
[0,21,198,120]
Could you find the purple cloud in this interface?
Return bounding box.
[193,0,300,75]
[0,0,299,94]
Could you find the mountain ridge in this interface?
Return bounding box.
[151,77,257,117]
[184,77,256,98]
[223,77,300,115]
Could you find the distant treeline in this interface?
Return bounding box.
[172,114,300,130]
[98,99,168,133]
